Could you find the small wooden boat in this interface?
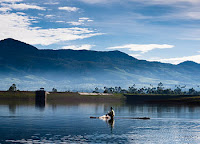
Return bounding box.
[90,116,150,120]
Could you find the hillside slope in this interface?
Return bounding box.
[0,38,199,91]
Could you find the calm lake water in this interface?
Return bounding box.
[1,101,200,144]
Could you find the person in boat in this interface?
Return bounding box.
[107,107,115,119]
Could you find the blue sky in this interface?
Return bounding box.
[1,0,200,64]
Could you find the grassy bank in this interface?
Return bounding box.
[125,94,200,105]
[48,92,125,104]
[1,91,200,105]
[0,91,35,100]
[0,91,125,104]
[158,95,200,105]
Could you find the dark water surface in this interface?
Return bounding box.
[1,101,200,144]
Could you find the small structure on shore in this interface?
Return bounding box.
[79,92,113,96]
[35,88,48,108]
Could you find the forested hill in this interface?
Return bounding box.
[0,38,199,91]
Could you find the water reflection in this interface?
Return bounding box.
[8,103,17,114]
[1,101,200,143]
[35,100,46,111]
[99,116,115,133]
[107,118,115,133]
[2,100,200,119]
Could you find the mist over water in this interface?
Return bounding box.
[1,100,200,143]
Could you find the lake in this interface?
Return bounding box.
[1,101,200,143]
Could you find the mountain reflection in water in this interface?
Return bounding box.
[1,100,200,143]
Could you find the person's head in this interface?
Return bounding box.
[111,107,113,110]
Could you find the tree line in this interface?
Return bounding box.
[93,82,199,95]
[7,84,58,92]
[7,82,200,95]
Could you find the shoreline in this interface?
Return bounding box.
[0,91,125,104]
[1,91,200,105]
[125,94,200,105]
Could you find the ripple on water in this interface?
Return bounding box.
[5,133,132,144]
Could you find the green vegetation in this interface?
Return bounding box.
[156,95,200,105]
[8,84,17,92]
[0,91,35,100]
[52,88,57,92]
[0,90,125,105]
[99,82,200,95]
[1,82,200,105]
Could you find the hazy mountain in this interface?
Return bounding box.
[0,38,199,91]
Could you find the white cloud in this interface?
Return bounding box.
[62,44,95,50]
[55,21,65,23]
[58,6,79,12]
[148,55,200,64]
[43,2,59,5]
[67,21,82,26]
[79,0,110,4]
[107,44,174,53]
[161,10,200,21]
[45,15,54,18]
[129,0,200,5]
[184,12,200,20]
[129,54,142,58]
[79,0,200,4]
[79,17,90,20]
[68,17,93,26]
[0,13,103,45]
[1,3,45,10]
[16,12,26,15]
[0,0,23,2]
[87,19,93,22]
[0,7,11,12]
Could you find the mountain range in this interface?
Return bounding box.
[0,38,199,91]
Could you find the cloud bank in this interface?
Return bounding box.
[149,55,200,64]
[1,3,45,10]
[58,6,79,12]
[0,13,103,45]
[107,44,174,53]
[62,44,95,50]
[67,17,93,26]
[79,0,200,5]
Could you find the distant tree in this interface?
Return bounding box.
[143,86,148,94]
[157,82,164,94]
[103,87,108,93]
[128,84,137,94]
[103,87,115,93]
[52,88,57,92]
[98,84,200,95]
[146,84,157,94]
[107,87,114,93]
[114,86,122,93]
[188,88,196,95]
[174,86,182,94]
[8,84,17,92]
[181,85,186,89]
[138,87,145,94]
[152,87,157,94]
[180,85,186,93]
[163,88,173,94]
[120,89,128,94]
[93,87,99,93]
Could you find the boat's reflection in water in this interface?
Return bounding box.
[99,116,115,133]
[107,118,115,133]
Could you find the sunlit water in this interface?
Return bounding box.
[1,102,200,144]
